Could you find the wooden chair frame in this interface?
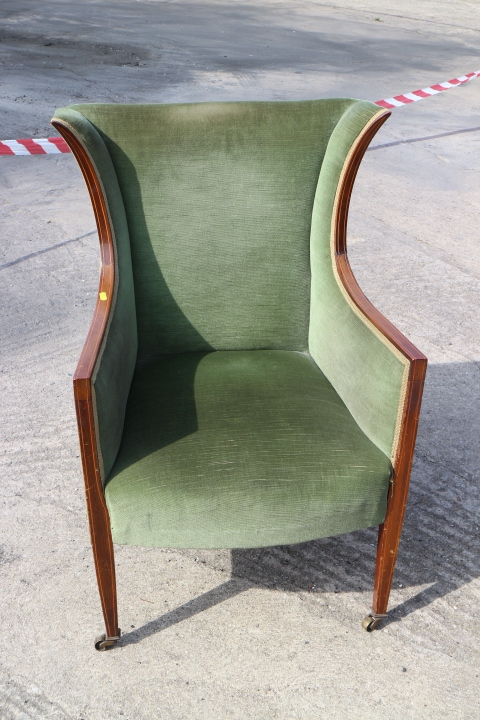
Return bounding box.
[52,109,427,649]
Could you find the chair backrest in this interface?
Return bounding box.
[65,99,360,360]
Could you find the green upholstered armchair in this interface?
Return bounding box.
[52,99,427,650]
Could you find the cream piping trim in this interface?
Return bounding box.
[330,109,410,465]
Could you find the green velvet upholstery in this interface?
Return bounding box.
[308,102,408,459]
[59,100,361,360]
[53,98,407,550]
[105,350,391,548]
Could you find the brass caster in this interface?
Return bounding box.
[94,629,121,651]
[362,614,387,632]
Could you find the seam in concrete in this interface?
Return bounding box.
[312,3,480,32]
[0,229,96,271]
[0,668,72,719]
[368,125,480,151]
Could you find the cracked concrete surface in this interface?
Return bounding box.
[1,1,479,718]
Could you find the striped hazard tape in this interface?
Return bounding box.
[0,136,70,156]
[374,70,480,109]
[1,70,479,156]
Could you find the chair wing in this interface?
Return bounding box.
[308,101,420,463]
[52,110,138,481]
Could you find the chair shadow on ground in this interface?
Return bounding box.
[119,360,480,646]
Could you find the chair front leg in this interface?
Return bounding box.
[363,507,403,631]
[89,494,120,651]
[364,373,425,631]
[363,483,406,631]
[75,389,120,650]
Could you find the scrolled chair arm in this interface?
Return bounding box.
[308,101,426,468]
[51,111,138,485]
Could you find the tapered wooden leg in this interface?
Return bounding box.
[372,514,403,617]
[74,389,120,650]
[88,493,120,650]
[365,373,426,631]
[362,482,408,631]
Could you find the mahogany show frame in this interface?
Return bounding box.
[333,110,427,627]
[52,120,119,649]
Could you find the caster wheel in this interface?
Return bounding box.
[94,629,121,651]
[362,614,384,632]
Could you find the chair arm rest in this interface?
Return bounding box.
[308,101,427,463]
[52,109,138,482]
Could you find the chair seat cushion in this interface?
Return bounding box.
[105,350,392,548]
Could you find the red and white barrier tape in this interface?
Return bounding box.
[374,70,480,109]
[1,70,479,156]
[0,136,70,156]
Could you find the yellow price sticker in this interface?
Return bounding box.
[99,292,107,301]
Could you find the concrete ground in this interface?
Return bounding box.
[1,1,479,717]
